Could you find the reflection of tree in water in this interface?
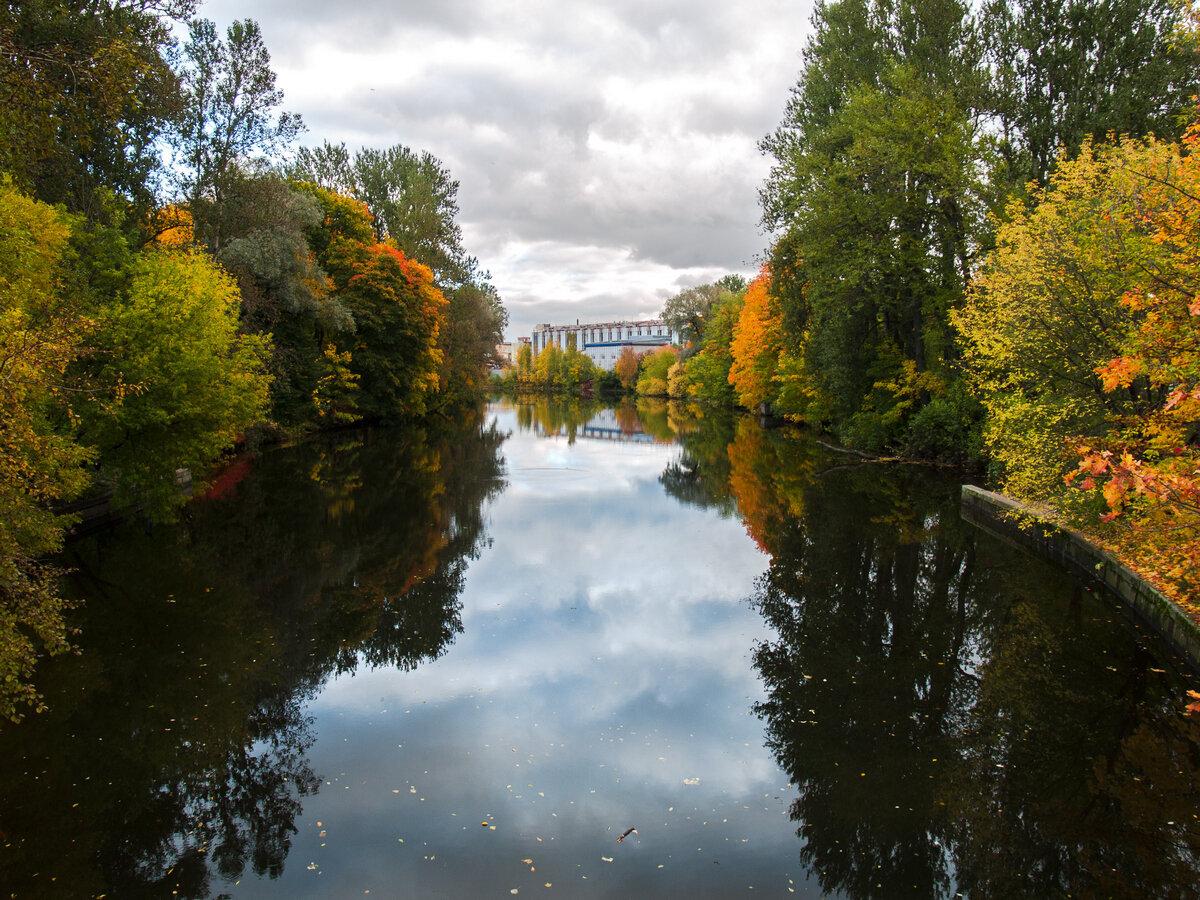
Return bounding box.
[672,416,1200,899]
[0,410,506,897]
[510,395,603,441]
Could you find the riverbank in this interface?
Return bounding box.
[962,485,1200,669]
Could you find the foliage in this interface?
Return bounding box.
[660,275,745,351]
[953,138,1150,500]
[760,1,991,450]
[338,244,446,421]
[172,18,303,249]
[518,343,597,393]
[79,247,272,516]
[0,180,93,720]
[684,290,744,406]
[312,344,359,424]
[0,0,191,217]
[614,346,641,390]
[981,0,1200,187]
[1057,124,1200,597]
[291,140,476,287]
[728,269,781,411]
[436,280,507,405]
[667,359,689,399]
[211,170,353,426]
[635,346,677,397]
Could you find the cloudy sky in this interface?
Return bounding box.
[197,0,816,340]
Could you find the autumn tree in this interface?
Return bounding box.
[78,247,273,516]
[338,244,446,421]
[953,139,1152,501]
[0,180,93,720]
[1059,125,1200,597]
[728,270,782,411]
[636,347,678,397]
[614,346,641,391]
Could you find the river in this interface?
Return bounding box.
[0,398,1197,898]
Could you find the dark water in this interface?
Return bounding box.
[1,398,1198,898]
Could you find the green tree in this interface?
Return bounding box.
[173,18,303,251]
[981,0,1200,187]
[288,140,355,195]
[352,145,468,284]
[436,278,507,405]
[685,289,744,406]
[213,168,354,426]
[79,247,272,516]
[661,276,745,351]
[761,0,990,449]
[0,0,192,217]
[636,347,677,397]
[0,179,92,720]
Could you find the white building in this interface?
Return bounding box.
[530,319,679,371]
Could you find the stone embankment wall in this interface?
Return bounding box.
[961,484,1200,669]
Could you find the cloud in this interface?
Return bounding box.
[198,0,815,338]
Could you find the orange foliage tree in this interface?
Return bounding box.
[615,345,641,390]
[728,268,780,411]
[1062,121,1200,596]
[342,243,446,420]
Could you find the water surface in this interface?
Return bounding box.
[1,398,1197,898]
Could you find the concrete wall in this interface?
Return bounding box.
[961,485,1200,669]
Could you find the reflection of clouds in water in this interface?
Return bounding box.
[276,406,803,898]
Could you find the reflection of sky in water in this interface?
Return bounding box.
[225,404,815,897]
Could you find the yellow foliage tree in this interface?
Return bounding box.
[0,179,93,720]
[957,125,1200,602]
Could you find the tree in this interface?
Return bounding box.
[636,347,678,397]
[684,290,744,406]
[1059,124,1200,597]
[338,244,446,421]
[173,18,303,250]
[353,145,468,284]
[614,346,641,390]
[0,179,92,720]
[212,169,354,426]
[79,247,273,516]
[953,138,1149,501]
[760,0,990,449]
[661,278,744,351]
[436,279,507,405]
[981,0,1200,187]
[0,0,192,217]
[729,269,781,411]
[288,141,355,195]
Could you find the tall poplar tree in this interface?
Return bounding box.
[172,17,303,251]
[760,0,991,447]
[981,0,1200,187]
